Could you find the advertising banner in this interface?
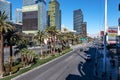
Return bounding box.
[108,27,118,44]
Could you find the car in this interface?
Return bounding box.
[86,54,91,60]
[80,48,83,51]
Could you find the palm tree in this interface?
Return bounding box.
[46,26,58,54]
[15,37,29,54]
[75,34,82,44]
[0,11,13,76]
[4,30,19,72]
[35,30,45,56]
[66,32,74,45]
[20,48,37,66]
[57,32,64,52]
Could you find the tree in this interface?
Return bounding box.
[20,48,37,66]
[57,32,64,52]
[46,26,58,54]
[35,30,45,56]
[4,30,19,71]
[66,32,74,45]
[57,32,68,50]
[6,31,19,56]
[15,37,29,53]
[0,11,13,76]
[74,34,82,44]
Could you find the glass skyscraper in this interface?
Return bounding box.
[15,9,22,23]
[0,0,11,21]
[22,0,46,33]
[23,0,34,6]
[47,0,61,30]
[23,0,46,6]
[73,9,83,34]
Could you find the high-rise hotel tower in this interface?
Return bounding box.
[0,0,12,21]
[22,0,46,34]
[47,0,61,30]
[73,9,83,34]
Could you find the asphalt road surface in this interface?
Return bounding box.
[12,46,96,80]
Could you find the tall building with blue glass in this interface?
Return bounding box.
[22,0,46,34]
[73,9,83,34]
[0,0,12,21]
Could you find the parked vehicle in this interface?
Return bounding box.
[80,48,83,51]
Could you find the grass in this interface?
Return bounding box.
[0,48,72,80]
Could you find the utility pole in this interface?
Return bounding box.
[103,0,108,74]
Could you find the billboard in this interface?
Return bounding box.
[108,27,118,44]
[100,31,104,36]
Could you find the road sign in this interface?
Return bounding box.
[80,38,87,41]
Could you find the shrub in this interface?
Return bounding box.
[13,58,21,66]
[11,63,23,74]
[4,63,11,73]
[3,72,10,77]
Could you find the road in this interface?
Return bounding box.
[12,43,97,80]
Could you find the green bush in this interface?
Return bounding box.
[11,67,18,74]
[3,72,10,77]
[13,58,21,66]
[4,63,11,73]
[11,63,23,74]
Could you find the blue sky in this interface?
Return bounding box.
[7,0,120,35]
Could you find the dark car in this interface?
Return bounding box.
[80,48,83,51]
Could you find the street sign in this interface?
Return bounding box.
[80,38,87,41]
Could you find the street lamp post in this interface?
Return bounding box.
[103,0,108,75]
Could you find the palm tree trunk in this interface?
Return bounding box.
[53,36,56,54]
[10,45,13,57]
[21,54,24,66]
[40,43,43,56]
[0,34,4,76]
[9,45,13,71]
[50,38,53,54]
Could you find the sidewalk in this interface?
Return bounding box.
[94,49,118,80]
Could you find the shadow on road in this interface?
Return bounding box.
[66,47,96,80]
[66,74,81,80]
